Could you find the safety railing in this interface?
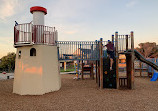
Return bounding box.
[14,23,32,44]
[117,34,131,52]
[57,41,100,60]
[113,32,134,53]
[14,23,58,46]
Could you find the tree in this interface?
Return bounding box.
[0,52,16,72]
[136,42,158,58]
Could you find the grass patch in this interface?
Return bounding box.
[60,68,75,72]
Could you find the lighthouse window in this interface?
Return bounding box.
[30,48,36,56]
[18,51,21,59]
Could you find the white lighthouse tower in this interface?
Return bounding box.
[13,6,61,95]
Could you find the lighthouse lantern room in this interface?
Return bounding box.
[13,6,61,95]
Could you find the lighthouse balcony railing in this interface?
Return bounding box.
[14,23,58,47]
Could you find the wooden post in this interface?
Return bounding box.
[98,61,100,87]
[97,41,100,86]
[152,58,157,76]
[112,35,114,43]
[130,31,134,89]
[126,34,130,88]
[64,61,66,71]
[126,54,131,88]
[81,61,84,80]
[140,61,142,77]
[147,65,150,78]
[90,62,94,79]
[152,68,154,77]
[126,35,128,51]
[115,32,119,89]
[99,38,103,89]
[96,60,98,83]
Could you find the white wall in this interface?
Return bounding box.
[33,11,45,25]
[13,45,61,95]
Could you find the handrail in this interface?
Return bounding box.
[14,23,57,46]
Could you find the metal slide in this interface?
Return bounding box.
[134,50,158,71]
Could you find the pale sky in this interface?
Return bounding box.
[0,0,158,58]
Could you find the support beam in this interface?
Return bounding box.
[90,62,94,79]
[140,61,142,77]
[96,60,98,83]
[99,38,103,89]
[81,61,84,80]
[126,35,128,51]
[98,61,100,87]
[126,54,132,88]
[112,35,114,43]
[130,31,134,89]
[64,61,66,71]
[115,32,119,89]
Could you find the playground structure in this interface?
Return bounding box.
[13,6,158,95]
[97,32,135,89]
[13,6,61,95]
[57,32,136,89]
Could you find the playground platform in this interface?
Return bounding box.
[0,74,157,111]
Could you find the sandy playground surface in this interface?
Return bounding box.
[0,74,158,111]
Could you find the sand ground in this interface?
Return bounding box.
[0,74,158,111]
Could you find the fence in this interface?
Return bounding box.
[134,58,158,77]
[14,23,58,46]
[135,60,148,71]
[57,41,100,60]
[146,58,158,73]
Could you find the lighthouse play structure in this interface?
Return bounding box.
[13,6,61,95]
